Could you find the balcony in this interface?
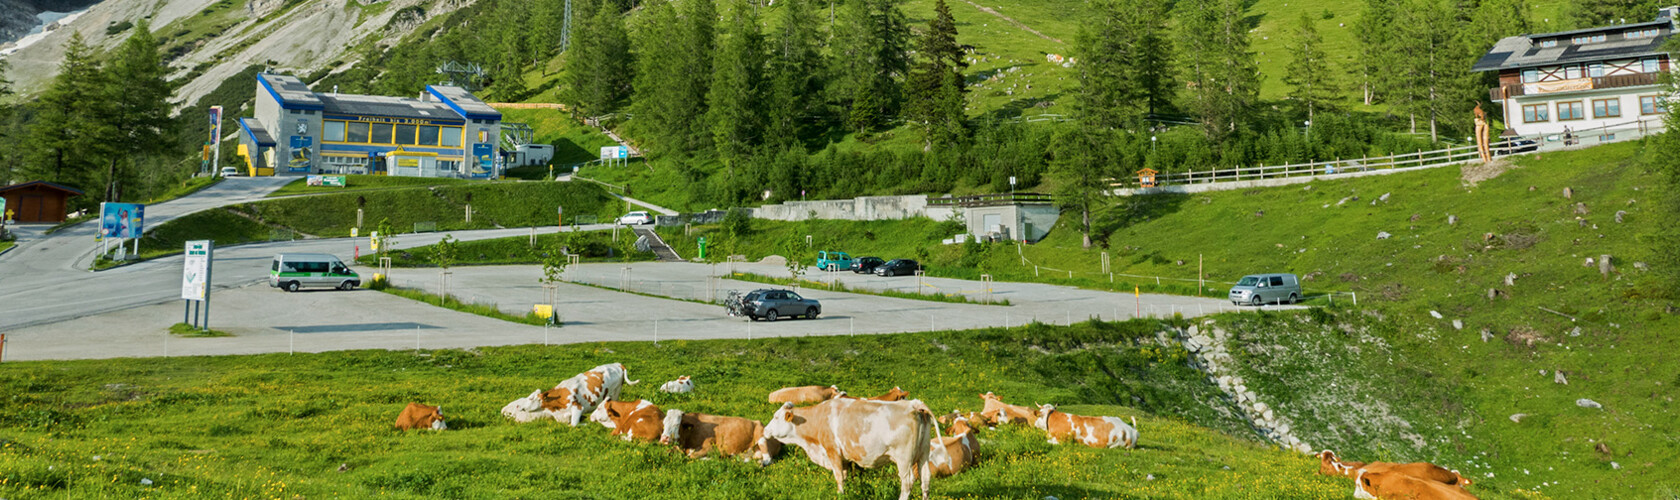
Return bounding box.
[1490,73,1661,100]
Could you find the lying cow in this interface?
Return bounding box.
[929,415,979,477]
[936,410,986,427]
[978,392,1037,425]
[1034,403,1137,449]
[1355,468,1480,500]
[394,402,447,431]
[768,385,841,404]
[659,376,695,394]
[1318,451,1471,487]
[502,390,553,423]
[765,398,937,500]
[540,362,641,426]
[591,397,665,442]
[660,409,781,465]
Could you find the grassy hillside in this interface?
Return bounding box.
[233,180,626,237]
[0,320,1364,499]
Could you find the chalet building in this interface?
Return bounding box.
[1475,7,1677,140]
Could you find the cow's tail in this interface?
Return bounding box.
[1128,416,1139,449]
[621,363,641,385]
[909,400,936,498]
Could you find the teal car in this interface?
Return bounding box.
[816,251,853,271]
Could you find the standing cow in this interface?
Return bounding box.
[660,409,781,465]
[394,402,447,431]
[764,398,937,500]
[1033,403,1138,449]
[536,363,641,426]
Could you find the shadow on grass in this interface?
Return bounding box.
[1092,192,1191,247]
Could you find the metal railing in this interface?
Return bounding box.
[1118,139,1525,188]
[926,192,1055,207]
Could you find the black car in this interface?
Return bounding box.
[850,256,886,274]
[741,289,821,321]
[874,259,920,277]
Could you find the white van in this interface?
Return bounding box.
[1228,273,1301,306]
[269,253,360,292]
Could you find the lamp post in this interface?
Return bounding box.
[1304,120,1312,142]
[1151,135,1157,152]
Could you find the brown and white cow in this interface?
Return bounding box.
[978,392,1037,425]
[764,398,937,500]
[590,397,665,442]
[515,363,640,426]
[936,410,986,427]
[928,416,979,477]
[394,402,447,431]
[1033,404,1138,449]
[659,376,695,394]
[502,390,553,423]
[869,387,910,401]
[660,409,782,465]
[1319,451,1472,487]
[768,385,841,404]
[1354,468,1480,500]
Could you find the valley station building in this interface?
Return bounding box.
[237,74,503,178]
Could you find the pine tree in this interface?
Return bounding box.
[100,20,176,202]
[680,0,718,152]
[764,0,824,148]
[1353,0,1395,106]
[1392,0,1470,143]
[628,0,689,153]
[908,0,966,144]
[1132,1,1174,117]
[1283,12,1338,122]
[563,0,634,117]
[833,0,910,133]
[1049,125,1113,249]
[1174,0,1259,147]
[707,0,766,171]
[1075,0,1138,130]
[1562,0,1661,29]
[25,33,106,190]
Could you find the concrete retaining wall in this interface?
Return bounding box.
[751,195,935,222]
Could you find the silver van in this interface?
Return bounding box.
[270,253,360,292]
[1229,273,1301,306]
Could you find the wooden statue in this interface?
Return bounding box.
[1473,103,1492,163]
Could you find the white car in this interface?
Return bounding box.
[618,211,654,225]
[220,166,240,177]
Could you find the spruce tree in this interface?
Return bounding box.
[1393,0,1469,142]
[25,33,106,190]
[1562,0,1661,29]
[707,0,766,171]
[1049,125,1112,249]
[764,0,824,149]
[1174,0,1259,147]
[1353,0,1395,106]
[1074,0,1172,128]
[908,0,966,143]
[679,0,718,151]
[100,20,176,202]
[833,0,910,133]
[563,0,634,117]
[1283,12,1338,122]
[628,0,688,153]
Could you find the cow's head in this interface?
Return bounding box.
[677,376,690,383]
[659,409,684,445]
[764,402,804,445]
[589,396,621,428]
[979,392,999,402]
[1033,403,1056,430]
[949,416,976,437]
[505,389,545,415]
[824,385,841,399]
[1352,469,1379,500]
[1316,450,1342,476]
[408,403,447,430]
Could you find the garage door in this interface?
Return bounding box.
[18,194,43,222]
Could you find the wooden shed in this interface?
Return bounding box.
[0,181,85,223]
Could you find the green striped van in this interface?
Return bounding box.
[270,253,360,292]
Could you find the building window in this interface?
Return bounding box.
[324,121,346,142]
[1522,69,1539,83]
[1589,63,1604,77]
[441,127,463,147]
[1641,96,1668,114]
[1572,34,1605,44]
[394,125,418,146]
[370,123,393,144]
[1643,58,1660,73]
[1523,104,1549,123]
[346,122,370,143]
[1592,98,1621,118]
[1557,101,1585,121]
[418,126,441,146]
[1564,65,1583,79]
[1627,28,1660,39]
[1540,39,1557,48]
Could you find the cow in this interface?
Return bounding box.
[1033,403,1138,449]
[502,390,555,423]
[936,410,986,427]
[660,409,781,465]
[767,385,841,404]
[978,392,1037,425]
[1354,468,1480,500]
[1318,451,1472,487]
[764,398,937,500]
[928,416,979,477]
[659,376,695,394]
[869,387,910,401]
[538,363,641,426]
[590,397,665,442]
[394,402,447,431]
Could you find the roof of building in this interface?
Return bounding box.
[1474,18,1675,72]
[0,180,85,196]
[318,94,465,123]
[427,85,502,121]
[258,74,325,111]
[239,117,277,147]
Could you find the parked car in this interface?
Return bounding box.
[740,288,821,321]
[816,251,853,271]
[618,211,654,225]
[850,256,886,274]
[1228,273,1301,306]
[269,253,360,292]
[874,259,920,277]
[220,166,240,177]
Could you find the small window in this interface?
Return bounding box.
[1523,104,1549,123]
[418,126,440,146]
[1592,98,1621,118]
[1589,64,1604,77]
[1521,69,1539,83]
[395,124,418,146]
[370,123,393,144]
[346,122,369,143]
[1557,101,1585,121]
[1540,39,1558,48]
[440,127,463,147]
[1564,65,1583,80]
[1641,96,1668,114]
[1643,58,1660,73]
[1269,276,1284,287]
[324,121,346,142]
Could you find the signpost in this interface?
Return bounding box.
[99,202,145,260]
[182,240,214,333]
[599,146,630,167]
[306,175,347,187]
